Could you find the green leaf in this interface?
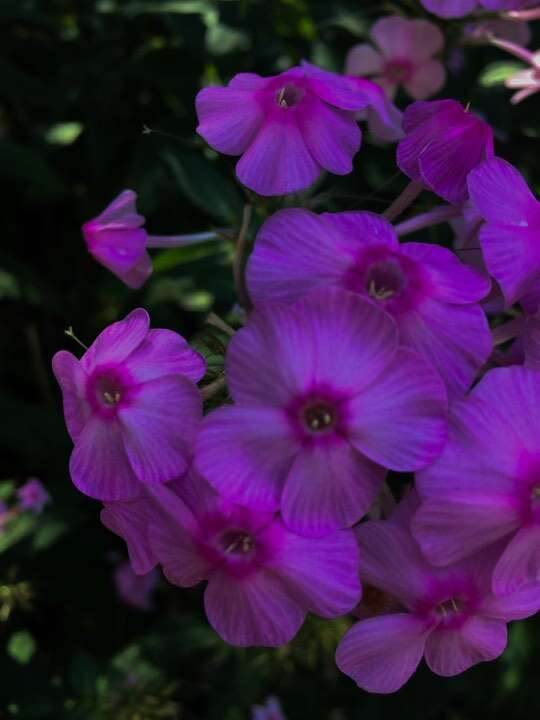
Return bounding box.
[152,240,230,272]
[7,631,36,665]
[163,150,242,223]
[32,518,68,550]
[0,479,15,501]
[0,513,37,554]
[45,122,84,146]
[479,61,522,88]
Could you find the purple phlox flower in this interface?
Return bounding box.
[251,696,286,720]
[345,77,404,142]
[82,190,152,289]
[345,16,445,101]
[113,560,159,611]
[83,190,224,288]
[246,209,491,397]
[336,490,540,694]
[468,157,540,309]
[146,473,361,647]
[463,18,531,46]
[420,0,537,19]
[194,286,447,538]
[397,100,494,205]
[414,365,540,596]
[52,308,205,501]
[16,478,50,514]
[195,61,369,197]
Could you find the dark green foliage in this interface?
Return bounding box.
[1,1,540,718]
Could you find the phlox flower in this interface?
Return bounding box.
[146,474,361,647]
[101,494,158,574]
[52,308,205,501]
[414,366,540,595]
[397,99,494,205]
[345,16,445,100]
[247,209,491,396]
[420,0,536,18]
[17,478,50,514]
[336,492,540,693]
[468,157,540,309]
[251,697,286,720]
[345,77,404,142]
[504,51,540,104]
[195,287,447,538]
[83,190,223,288]
[113,561,159,611]
[195,61,369,196]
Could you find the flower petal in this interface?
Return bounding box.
[235,111,320,196]
[301,61,370,110]
[194,406,296,511]
[425,618,507,676]
[123,328,206,384]
[349,347,447,471]
[93,189,144,227]
[345,44,383,76]
[204,569,305,646]
[336,613,430,694]
[493,525,540,595]
[405,60,446,100]
[282,442,385,537]
[467,157,540,226]
[70,418,141,501]
[52,351,90,442]
[268,522,361,616]
[101,497,158,574]
[371,17,444,63]
[297,93,361,175]
[81,308,150,371]
[118,375,201,485]
[117,251,153,289]
[420,0,479,18]
[196,85,265,156]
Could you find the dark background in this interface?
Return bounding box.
[1,0,540,717]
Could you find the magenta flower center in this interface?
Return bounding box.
[383,59,414,84]
[303,403,336,433]
[86,366,133,418]
[276,83,305,108]
[365,260,405,301]
[96,375,123,406]
[219,529,255,556]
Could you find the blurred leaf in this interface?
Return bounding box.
[206,23,250,55]
[0,269,20,300]
[45,123,84,146]
[32,518,69,551]
[163,150,243,223]
[0,480,15,501]
[479,62,522,87]
[0,141,64,199]
[7,631,36,665]
[0,514,37,554]
[153,240,229,272]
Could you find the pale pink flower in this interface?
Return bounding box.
[345,16,445,100]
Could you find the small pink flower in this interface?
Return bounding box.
[113,561,159,611]
[345,16,445,100]
[196,61,368,197]
[505,50,540,104]
[52,308,205,501]
[17,478,50,514]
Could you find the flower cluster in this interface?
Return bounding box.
[54,4,540,698]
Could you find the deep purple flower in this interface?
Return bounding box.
[468,157,540,309]
[17,478,50,514]
[82,190,152,289]
[195,287,447,538]
[252,697,286,720]
[195,61,369,196]
[420,0,536,18]
[414,366,540,595]
[247,210,491,396]
[397,100,494,205]
[147,474,361,647]
[345,16,445,100]
[113,561,159,611]
[52,308,205,501]
[336,492,540,693]
[345,77,404,142]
